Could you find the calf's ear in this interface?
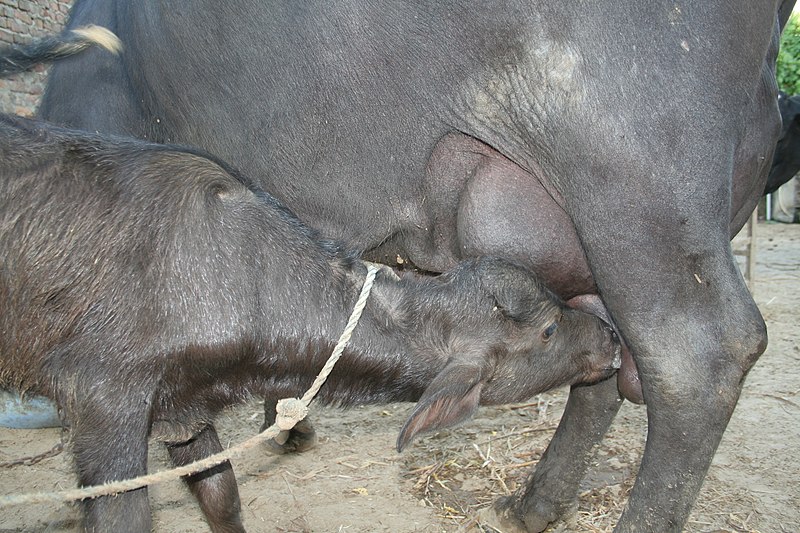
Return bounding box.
[396,363,484,452]
[478,263,543,323]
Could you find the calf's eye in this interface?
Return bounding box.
[542,321,558,341]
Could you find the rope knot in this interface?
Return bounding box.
[275,398,309,431]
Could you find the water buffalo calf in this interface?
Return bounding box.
[0,114,620,532]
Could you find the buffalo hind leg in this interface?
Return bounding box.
[613,307,766,532]
[167,425,245,533]
[262,396,317,454]
[488,376,623,532]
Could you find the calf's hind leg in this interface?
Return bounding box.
[67,403,152,532]
[167,425,245,533]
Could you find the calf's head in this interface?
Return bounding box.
[396,257,621,450]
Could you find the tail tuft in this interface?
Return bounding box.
[0,25,121,77]
[70,25,123,55]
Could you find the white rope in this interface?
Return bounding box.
[0,263,381,507]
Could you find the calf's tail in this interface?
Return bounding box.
[0,25,121,77]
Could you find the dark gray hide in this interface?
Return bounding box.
[38,1,790,531]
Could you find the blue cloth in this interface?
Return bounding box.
[0,389,60,429]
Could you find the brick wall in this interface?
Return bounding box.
[0,0,74,116]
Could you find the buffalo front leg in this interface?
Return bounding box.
[167,425,245,533]
[491,376,623,532]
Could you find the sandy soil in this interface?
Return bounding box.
[1,221,798,533]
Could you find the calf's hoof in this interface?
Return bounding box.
[262,419,318,455]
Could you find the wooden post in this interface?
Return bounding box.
[733,210,757,296]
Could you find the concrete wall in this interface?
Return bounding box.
[0,1,73,116]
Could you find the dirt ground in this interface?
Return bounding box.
[1,222,798,533]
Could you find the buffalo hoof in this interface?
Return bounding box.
[486,495,577,533]
[478,501,527,533]
[262,418,318,455]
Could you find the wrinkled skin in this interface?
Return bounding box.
[39,1,787,531]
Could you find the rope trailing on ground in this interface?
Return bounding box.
[0,263,381,508]
[0,441,64,469]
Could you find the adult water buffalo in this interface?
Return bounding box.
[38,1,790,531]
[765,91,800,195]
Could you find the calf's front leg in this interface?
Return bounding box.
[262,395,317,454]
